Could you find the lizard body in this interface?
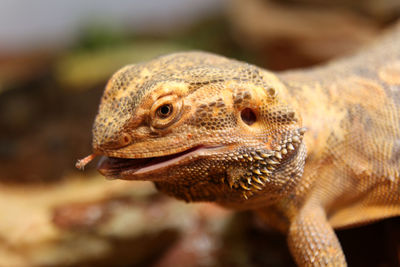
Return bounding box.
[79,22,400,266]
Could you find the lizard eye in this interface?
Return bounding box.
[150,95,183,129]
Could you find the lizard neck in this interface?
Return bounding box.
[277,71,341,165]
[274,22,400,204]
[277,20,400,161]
[267,70,345,213]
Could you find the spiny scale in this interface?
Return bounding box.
[231,127,306,200]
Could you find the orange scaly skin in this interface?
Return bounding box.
[86,23,400,266]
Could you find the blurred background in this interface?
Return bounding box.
[0,0,399,266]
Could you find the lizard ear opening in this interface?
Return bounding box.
[240,108,256,126]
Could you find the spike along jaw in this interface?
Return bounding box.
[212,85,307,207]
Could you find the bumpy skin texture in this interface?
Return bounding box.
[90,22,400,266]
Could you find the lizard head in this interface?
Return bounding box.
[88,52,306,208]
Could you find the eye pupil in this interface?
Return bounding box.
[160,105,170,114]
[157,104,173,117]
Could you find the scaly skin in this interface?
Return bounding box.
[82,22,400,266]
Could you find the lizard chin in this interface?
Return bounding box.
[97,145,224,180]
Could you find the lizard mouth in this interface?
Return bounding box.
[97,145,223,179]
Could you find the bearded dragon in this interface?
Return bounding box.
[77,22,400,266]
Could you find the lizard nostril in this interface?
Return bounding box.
[240,108,257,126]
[120,133,132,146]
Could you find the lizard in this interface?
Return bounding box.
[76,21,400,266]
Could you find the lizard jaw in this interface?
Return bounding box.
[97,145,224,180]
